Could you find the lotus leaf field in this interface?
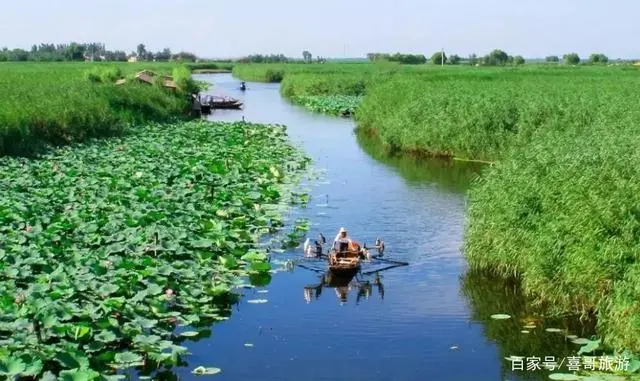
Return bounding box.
[290,95,363,116]
[0,120,310,379]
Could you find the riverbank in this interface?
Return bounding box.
[231,62,640,353]
[0,62,201,157]
[0,119,310,379]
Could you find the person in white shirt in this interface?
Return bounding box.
[333,227,352,253]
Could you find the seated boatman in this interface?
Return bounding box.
[333,227,352,256]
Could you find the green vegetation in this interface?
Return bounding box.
[0,119,310,379]
[233,61,640,352]
[588,53,609,64]
[366,52,427,64]
[355,65,640,160]
[0,42,199,63]
[564,53,581,64]
[0,62,199,156]
[465,123,640,351]
[290,95,363,116]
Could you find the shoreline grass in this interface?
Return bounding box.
[232,62,640,352]
[0,62,199,157]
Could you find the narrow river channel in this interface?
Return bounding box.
[162,73,594,381]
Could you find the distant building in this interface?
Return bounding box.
[127,56,138,63]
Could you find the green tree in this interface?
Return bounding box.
[302,50,312,62]
[488,49,509,65]
[514,55,525,65]
[545,55,560,63]
[136,43,146,59]
[588,53,608,64]
[431,51,447,65]
[468,53,478,65]
[563,53,580,64]
[448,54,461,64]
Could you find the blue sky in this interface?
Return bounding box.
[1,0,637,59]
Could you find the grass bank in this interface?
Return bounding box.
[0,62,200,156]
[355,66,640,160]
[353,65,640,351]
[0,119,310,379]
[233,63,400,115]
[465,121,640,351]
[232,63,640,352]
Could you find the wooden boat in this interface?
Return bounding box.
[209,96,243,109]
[328,249,361,275]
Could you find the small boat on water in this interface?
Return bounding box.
[210,95,243,109]
[328,249,361,275]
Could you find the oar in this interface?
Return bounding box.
[368,256,409,266]
[296,263,325,273]
[360,263,407,275]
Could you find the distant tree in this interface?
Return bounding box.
[468,53,478,65]
[514,55,525,65]
[448,54,461,65]
[431,51,447,65]
[302,50,312,62]
[507,55,514,65]
[171,52,197,62]
[588,53,608,64]
[155,48,172,61]
[113,50,127,61]
[63,43,86,61]
[484,49,509,65]
[136,43,146,59]
[8,49,29,61]
[563,53,580,65]
[545,55,560,63]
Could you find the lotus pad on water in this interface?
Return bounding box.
[0,120,310,378]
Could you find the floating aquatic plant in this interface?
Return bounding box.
[0,120,309,378]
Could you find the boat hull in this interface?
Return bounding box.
[328,250,361,275]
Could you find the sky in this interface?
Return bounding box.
[1,0,638,59]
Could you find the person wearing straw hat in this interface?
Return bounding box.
[332,227,352,255]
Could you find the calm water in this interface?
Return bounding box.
[149,74,594,381]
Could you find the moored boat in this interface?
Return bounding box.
[210,95,243,109]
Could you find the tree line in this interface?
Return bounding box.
[0,42,198,62]
[236,51,327,64]
[367,49,617,66]
[367,53,427,64]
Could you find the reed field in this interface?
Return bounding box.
[233,62,640,352]
[355,66,640,160]
[0,62,198,156]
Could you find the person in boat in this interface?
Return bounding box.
[333,227,352,254]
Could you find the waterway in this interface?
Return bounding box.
[158,73,595,381]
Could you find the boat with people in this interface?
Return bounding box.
[327,227,367,275]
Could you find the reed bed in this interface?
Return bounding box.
[0,62,196,156]
[235,62,640,351]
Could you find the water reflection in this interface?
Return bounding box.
[460,270,597,380]
[355,129,485,193]
[303,271,385,305]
